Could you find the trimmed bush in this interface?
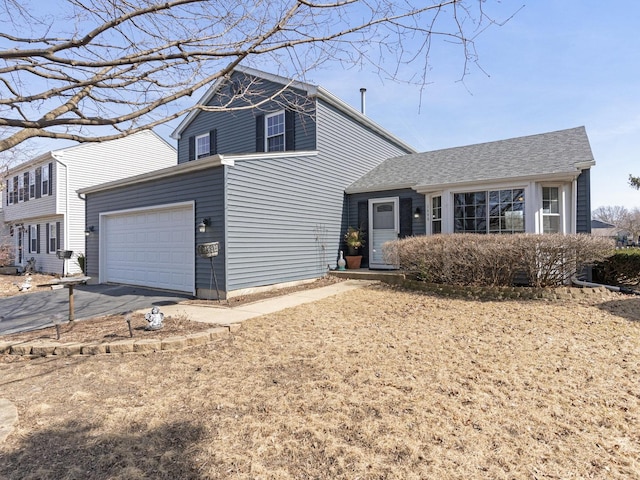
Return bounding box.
[384,233,614,288]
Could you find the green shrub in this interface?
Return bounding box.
[384,233,614,288]
[595,249,640,286]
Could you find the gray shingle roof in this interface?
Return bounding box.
[346,126,594,193]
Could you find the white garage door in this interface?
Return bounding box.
[102,204,195,293]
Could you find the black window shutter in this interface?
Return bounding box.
[285,109,296,151]
[23,172,29,202]
[209,129,217,156]
[35,167,42,198]
[47,163,52,195]
[255,114,265,152]
[399,198,413,239]
[56,222,61,250]
[27,225,31,253]
[357,200,369,267]
[188,136,195,161]
[5,180,8,205]
[46,223,50,254]
[36,224,41,253]
[13,176,18,201]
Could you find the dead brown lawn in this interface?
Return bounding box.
[1,284,639,479]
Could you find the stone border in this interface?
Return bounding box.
[0,324,241,358]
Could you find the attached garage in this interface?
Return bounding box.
[100,202,195,294]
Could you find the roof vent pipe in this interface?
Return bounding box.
[360,88,366,115]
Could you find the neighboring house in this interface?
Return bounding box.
[2,131,176,275]
[81,67,415,297]
[591,220,632,246]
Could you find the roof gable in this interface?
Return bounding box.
[346,126,595,194]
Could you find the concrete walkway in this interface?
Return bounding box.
[144,279,376,324]
[0,279,376,444]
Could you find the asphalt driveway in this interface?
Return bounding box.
[0,284,190,336]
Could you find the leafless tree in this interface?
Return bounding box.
[593,205,640,243]
[0,0,517,152]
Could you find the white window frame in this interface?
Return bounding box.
[452,188,526,234]
[265,110,285,152]
[41,164,49,197]
[18,174,24,202]
[29,225,37,253]
[541,185,561,234]
[29,170,35,198]
[195,133,210,159]
[49,223,57,253]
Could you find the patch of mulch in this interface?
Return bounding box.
[0,273,60,297]
[1,312,214,347]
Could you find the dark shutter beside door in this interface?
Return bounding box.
[399,198,413,238]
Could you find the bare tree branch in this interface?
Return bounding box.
[0,0,516,152]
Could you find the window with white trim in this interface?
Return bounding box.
[18,175,24,202]
[454,189,525,234]
[29,170,35,198]
[49,223,57,253]
[266,111,285,152]
[29,225,38,253]
[195,133,210,159]
[431,196,442,234]
[42,164,49,196]
[542,186,560,233]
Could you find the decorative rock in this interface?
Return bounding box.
[81,344,107,355]
[208,327,229,339]
[228,324,241,333]
[106,340,135,354]
[0,342,14,354]
[133,339,162,352]
[30,343,57,357]
[53,343,83,356]
[10,344,32,355]
[161,336,188,350]
[185,332,210,346]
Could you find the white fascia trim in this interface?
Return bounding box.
[413,171,581,194]
[345,182,417,195]
[5,152,55,177]
[574,160,596,170]
[315,87,417,154]
[223,150,318,163]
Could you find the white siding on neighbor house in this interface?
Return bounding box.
[3,159,57,222]
[12,216,67,274]
[2,130,176,274]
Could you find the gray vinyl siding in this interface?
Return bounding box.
[177,73,316,162]
[85,168,225,291]
[576,168,591,233]
[346,189,427,235]
[224,99,411,291]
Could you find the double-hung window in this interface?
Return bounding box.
[18,175,24,202]
[42,164,50,196]
[49,223,57,253]
[29,171,35,198]
[29,225,38,253]
[195,133,210,159]
[454,189,525,234]
[542,187,560,233]
[266,111,285,152]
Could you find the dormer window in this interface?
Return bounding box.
[266,111,285,152]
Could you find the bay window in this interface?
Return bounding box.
[454,188,525,234]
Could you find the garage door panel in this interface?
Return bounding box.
[103,205,194,293]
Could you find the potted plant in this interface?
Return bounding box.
[344,226,365,269]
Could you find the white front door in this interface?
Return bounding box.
[368,197,399,269]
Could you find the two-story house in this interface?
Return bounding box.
[81,67,595,298]
[81,67,415,297]
[2,130,176,275]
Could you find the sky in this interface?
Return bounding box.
[285,0,640,211]
[12,0,639,212]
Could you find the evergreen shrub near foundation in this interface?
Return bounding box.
[594,249,640,286]
[384,234,614,288]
